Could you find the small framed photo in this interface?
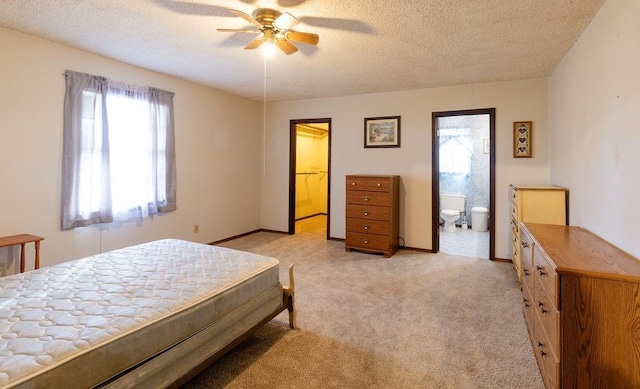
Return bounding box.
[513,121,532,158]
[364,116,401,148]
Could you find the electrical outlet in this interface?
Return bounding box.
[193,224,199,234]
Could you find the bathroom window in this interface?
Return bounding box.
[439,128,472,175]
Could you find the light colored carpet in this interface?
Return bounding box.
[181,216,543,388]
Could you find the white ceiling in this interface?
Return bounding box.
[0,0,606,102]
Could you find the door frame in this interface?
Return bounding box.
[431,108,496,260]
[288,118,332,239]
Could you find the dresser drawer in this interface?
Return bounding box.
[512,242,521,277]
[346,191,390,206]
[345,232,390,251]
[512,230,521,257]
[511,203,518,222]
[534,313,560,389]
[534,247,558,308]
[346,176,391,192]
[346,204,389,221]
[522,281,536,342]
[521,233,534,284]
[346,218,389,236]
[535,278,560,356]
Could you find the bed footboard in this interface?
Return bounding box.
[284,264,297,329]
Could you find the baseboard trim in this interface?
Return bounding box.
[208,229,288,246]
[401,246,433,253]
[295,213,327,222]
[212,232,478,258]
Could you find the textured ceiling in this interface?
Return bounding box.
[0,0,606,102]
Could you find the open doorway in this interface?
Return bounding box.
[432,109,495,260]
[288,118,331,239]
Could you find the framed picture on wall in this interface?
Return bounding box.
[513,121,532,158]
[364,116,401,148]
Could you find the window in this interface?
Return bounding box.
[62,70,176,230]
[439,128,472,175]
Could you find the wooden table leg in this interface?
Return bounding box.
[34,240,41,270]
[20,243,26,273]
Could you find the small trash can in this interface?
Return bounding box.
[471,207,489,232]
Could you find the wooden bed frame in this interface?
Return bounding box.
[99,265,297,388]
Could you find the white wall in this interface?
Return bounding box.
[261,79,551,258]
[549,0,640,258]
[0,28,263,273]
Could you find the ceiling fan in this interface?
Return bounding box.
[217,8,319,55]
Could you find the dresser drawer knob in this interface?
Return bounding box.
[363,239,369,244]
[364,225,369,230]
[363,196,370,202]
[351,182,356,186]
[377,183,381,187]
[364,211,369,216]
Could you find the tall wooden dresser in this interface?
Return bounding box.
[520,223,640,388]
[345,175,399,258]
[510,185,567,286]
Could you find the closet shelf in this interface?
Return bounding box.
[296,125,328,139]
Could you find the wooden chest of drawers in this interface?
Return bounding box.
[521,223,640,388]
[345,175,399,258]
[510,185,567,287]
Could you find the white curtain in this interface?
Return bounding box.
[439,127,473,175]
[61,70,176,230]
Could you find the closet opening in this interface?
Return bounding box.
[288,118,331,239]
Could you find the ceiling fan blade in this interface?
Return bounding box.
[275,39,298,55]
[274,12,300,30]
[229,9,262,28]
[244,35,264,50]
[217,28,260,33]
[285,31,319,46]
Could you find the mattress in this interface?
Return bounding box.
[0,239,281,388]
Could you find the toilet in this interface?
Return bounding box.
[440,194,466,233]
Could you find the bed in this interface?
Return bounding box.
[0,239,296,388]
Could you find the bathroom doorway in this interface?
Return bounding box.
[431,109,495,260]
[288,118,331,239]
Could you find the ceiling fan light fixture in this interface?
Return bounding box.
[219,7,319,56]
[261,29,277,57]
[263,29,276,44]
